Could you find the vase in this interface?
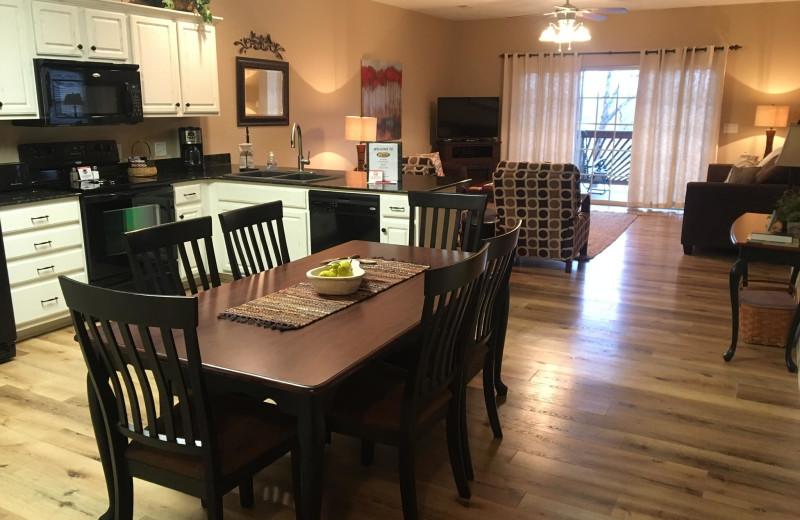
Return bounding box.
[786,222,800,239]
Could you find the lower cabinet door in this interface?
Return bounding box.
[11,271,86,326]
[380,217,409,246]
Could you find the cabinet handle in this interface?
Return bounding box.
[185,103,191,107]
[40,297,59,306]
[77,44,83,50]
[179,215,185,219]
[183,192,197,197]
[30,215,50,224]
[36,265,56,274]
[91,45,97,51]
[0,102,3,109]
[389,206,406,212]
[33,240,52,248]
[175,103,180,107]
[381,228,387,234]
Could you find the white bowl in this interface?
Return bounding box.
[306,260,365,295]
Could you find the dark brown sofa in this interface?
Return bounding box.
[681,164,787,254]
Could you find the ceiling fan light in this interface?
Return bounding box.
[574,24,591,41]
[540,25,557,42]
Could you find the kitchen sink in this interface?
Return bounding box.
[223,170,342,184]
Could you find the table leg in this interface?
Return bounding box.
[724,259,747,362]
[296,394,326,520]
[784,307,800,373]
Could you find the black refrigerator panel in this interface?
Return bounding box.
[0,219,16,362]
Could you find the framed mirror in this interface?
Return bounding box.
[236,57,289,126]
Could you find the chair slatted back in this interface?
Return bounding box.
[408,191,487,253]
[125,217,220,295]
[406,245,488,411]
[218,201,290,280]
[473,221,521,345]
[59,276,215,460]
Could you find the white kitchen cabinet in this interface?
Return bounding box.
[177,21,219,115]
[129,14,181,116]
[0,197,87,337]
[173,182,207,278]
[32,1,129,62]
[379,194,411,246]
[130,16,219,117]
[0,0,39,119]
[211,182,309,274]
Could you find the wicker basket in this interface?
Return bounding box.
[127,141,158,177]
[739,287,796,347]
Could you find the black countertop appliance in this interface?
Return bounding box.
[179,126,204,171]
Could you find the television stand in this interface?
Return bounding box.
[436,140,501,186]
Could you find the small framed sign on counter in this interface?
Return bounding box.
[366,142,402,188]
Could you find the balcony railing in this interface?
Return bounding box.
[578,130,633,184]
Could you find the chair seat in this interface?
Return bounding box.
[126,393,296,481]
[327,362,453,443]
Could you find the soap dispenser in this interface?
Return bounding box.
[267,151,278,170]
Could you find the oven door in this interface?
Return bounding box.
[33,60,143,126]
[81,186,175,290]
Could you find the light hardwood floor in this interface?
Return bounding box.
[1,210,799,519]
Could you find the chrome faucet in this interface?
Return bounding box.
[291,123,311,171]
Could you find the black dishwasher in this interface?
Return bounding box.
[309,191,380,253]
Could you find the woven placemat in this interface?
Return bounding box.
[218,258,428,330]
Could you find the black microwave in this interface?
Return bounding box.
[14,59,143,127]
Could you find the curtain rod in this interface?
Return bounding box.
[497,45,741,58]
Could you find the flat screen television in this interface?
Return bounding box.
[436,97,499,140]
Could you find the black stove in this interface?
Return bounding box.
[16,140,176,289]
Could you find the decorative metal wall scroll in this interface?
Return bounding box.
[234,31,286,59]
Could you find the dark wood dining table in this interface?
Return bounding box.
[88,240,472,520]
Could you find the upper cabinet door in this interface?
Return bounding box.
[32,0,82,58]
[0,0,38,118]
[129,15,181,116]
[83,8,129,62]
[177,21,219,115]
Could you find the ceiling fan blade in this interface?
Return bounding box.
[582,12,608,21]
[594,8,628,14]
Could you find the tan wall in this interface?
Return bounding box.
[0,0,454,168]
[447,1,800,163]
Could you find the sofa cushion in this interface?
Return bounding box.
[725,165,760,184]
[758,147,782,167]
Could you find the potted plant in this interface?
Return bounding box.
[137,1,212,23]
[772,188,800,237]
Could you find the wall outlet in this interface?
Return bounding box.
[154,141,168,157]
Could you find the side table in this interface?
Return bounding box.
[726,213,800,372]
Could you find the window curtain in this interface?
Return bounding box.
[500,53,581,163]
[627,47,728,209]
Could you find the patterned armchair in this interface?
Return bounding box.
[493,161,590,273]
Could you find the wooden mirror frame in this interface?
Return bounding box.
[236,57,289,126]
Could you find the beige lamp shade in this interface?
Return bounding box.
[777,124,800,167]
[754,105,790,128]
[345,116,377,142]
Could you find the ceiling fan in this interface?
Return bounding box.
[540,1,628,51]
[544,1,628,22]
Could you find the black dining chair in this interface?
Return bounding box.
[460,220,521,478]
[407,191,488,252]
[58,275,300,520]
[124,216,220,295]
[325,245,488,520]
[218,201,290,280]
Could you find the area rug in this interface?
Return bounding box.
[586,211,639,259]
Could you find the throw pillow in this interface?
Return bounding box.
[758,147,783,167]
[755,153,791,184]
[734,154,760,168]
[725,165,760,184]
[418,152,445,177]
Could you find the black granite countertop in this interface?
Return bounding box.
[0,160,471,208]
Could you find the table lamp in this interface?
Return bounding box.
[754,104,790,158]
[777,123,800,188]
[345,116,377,171]
[63,93,84,118]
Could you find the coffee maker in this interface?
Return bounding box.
[179,127,204,170]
